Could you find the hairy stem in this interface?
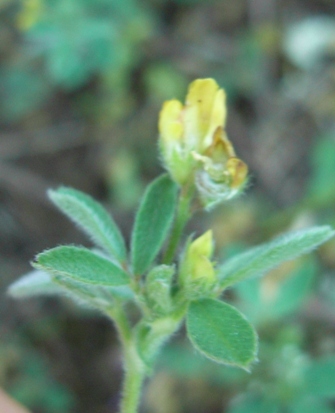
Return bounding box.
[108,304,132,346]
[106,182,194,412]
[107,305,146,413]
[120,344,146,413]
[163,185,194,264]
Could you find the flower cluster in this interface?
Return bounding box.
[159,78,248,208]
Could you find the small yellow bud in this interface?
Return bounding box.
[187,230,213,261]
[190,255,215,282]
[179,231,217,298]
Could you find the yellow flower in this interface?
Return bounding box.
[159,78,248,208]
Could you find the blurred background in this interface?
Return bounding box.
[1,0,335,412]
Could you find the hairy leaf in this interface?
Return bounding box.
[218,226,334,289]
[49,187,126,262]
[34,246,130,286]
[8,270,64,297]
[131,174,178,275]
[187,298,257,369]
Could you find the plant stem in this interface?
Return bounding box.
[106,304,146,413]
[163,185,194,264]
[120,345,146,413]
[106,182,194,412]
[109,303,132,346]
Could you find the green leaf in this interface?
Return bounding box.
[131,174,178,275]
[52,276,114,309]
[218,226,334,289]
[8,268,132,311]
[186,298,257,369]
[34,246,130,286]
[48,187,126,262]
[7,270,64,298]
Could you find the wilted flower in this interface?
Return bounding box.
[159,78,248,208]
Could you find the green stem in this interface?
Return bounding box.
[138,316,183,365]
[163,185,194,264]
[120,345,146,413]
[108,303,132,346]
[106,305,146,413]
[105,180,194,412]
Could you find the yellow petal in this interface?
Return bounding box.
[226,157,248,189]
[191,255,215,281]
[188,230,213,259]
[159,100,184,142]
[203,89,227,149]
[205,127,236,162]
[184,79,220,148]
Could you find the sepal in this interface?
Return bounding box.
[144,265,175,317]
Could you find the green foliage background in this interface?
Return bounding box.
[1,0,335,412]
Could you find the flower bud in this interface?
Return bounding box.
[187,230,214,262]
[145,265,174,317]
[179,231,217,298]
